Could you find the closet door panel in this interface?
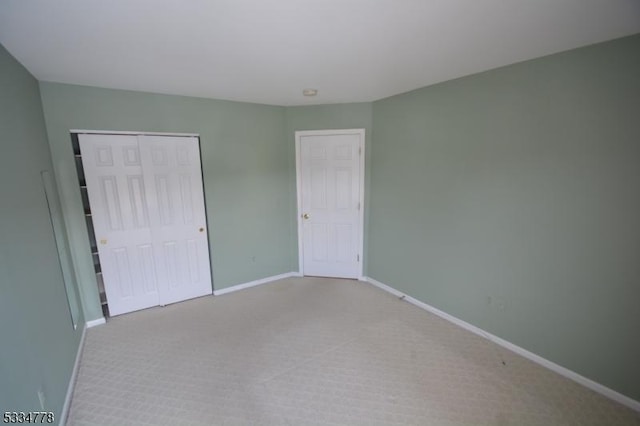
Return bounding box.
[79,134,160,316]
[139,135,212,306]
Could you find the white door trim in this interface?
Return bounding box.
[71,130,199,137]
[295,129,365,279]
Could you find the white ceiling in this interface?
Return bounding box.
[1,0,639,106]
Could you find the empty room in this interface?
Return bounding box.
[1,1,639,424]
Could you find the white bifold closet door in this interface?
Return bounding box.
[79,134,212,316]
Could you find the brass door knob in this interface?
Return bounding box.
[303,213,310,219]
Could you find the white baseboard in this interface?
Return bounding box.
[85,317,106,328]
[59,324,87,426]
[213,272,298,296]
[363,276,640,413]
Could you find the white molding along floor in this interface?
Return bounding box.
[60,325,87,426]
[363,276,640,413]
[85,317,106,328]
[66,276,640,425]
[213,272,300,296]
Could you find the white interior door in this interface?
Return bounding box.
[80,134,160,316]
[139,135,212,306]
[80,133,212,316]
[296,130,364,279]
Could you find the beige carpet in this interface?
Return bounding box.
[67,277,640,425]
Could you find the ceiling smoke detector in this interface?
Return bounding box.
[302,88,318,97]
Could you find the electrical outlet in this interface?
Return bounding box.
[486,296,493,305]
[37,388,46,410]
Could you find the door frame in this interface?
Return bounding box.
[295,129,365,279]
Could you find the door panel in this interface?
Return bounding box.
[138,244,158,293]
[139,135,212,306]
[80,134,160,316]
[127,175,149,228]
[298,131,363,278]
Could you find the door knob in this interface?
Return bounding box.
[199,227,205,232]
[303,213,310,219]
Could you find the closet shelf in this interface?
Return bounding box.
[75,132,109,315]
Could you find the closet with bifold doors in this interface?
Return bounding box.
[78,133,212,316]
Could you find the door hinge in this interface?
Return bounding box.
[359,146,362,155]
[357,254,360,262]
[357,202,360,211]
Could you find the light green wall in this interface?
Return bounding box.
[39,83,291,320]
[369,34,640,400]
[284,103,373,271]
[0,45,83,418]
